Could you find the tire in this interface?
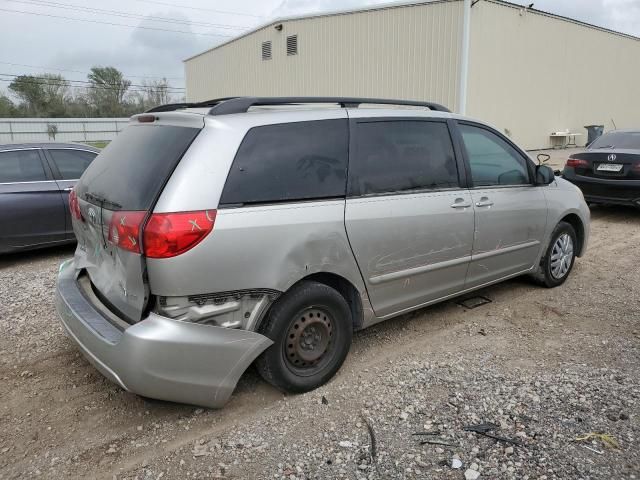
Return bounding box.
[531,221,578,288]
[256,281,352,393]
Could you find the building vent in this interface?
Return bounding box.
[286,35,298,56]
[261,41,272,60]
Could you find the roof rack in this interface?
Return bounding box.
[146,96,451,115]
[208,97,451,115]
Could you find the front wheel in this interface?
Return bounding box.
[256,281,352,393]
[531,221,577,288]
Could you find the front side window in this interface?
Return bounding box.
[349,120,459,196]
[220,119,348,205]
[459,124,530,187]
[0,149,46,183]
[49,149,97,180]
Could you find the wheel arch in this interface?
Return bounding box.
[559,213,586,257]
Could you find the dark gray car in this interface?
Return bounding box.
[0,143,99,253]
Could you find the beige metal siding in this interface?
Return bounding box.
[185,0,463,111]
[467,1,640,149]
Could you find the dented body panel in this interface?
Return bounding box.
[56,260,272,407]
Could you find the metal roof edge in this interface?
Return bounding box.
[183,0,455,62]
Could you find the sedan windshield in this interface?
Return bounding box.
[590,131,640,150]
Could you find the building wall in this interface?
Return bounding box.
[185,0,463,111]
[467,0,640,150]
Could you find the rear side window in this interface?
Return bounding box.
[0,149,46,183]
[49,149,96,180]
[220,120,348,205]
[349,120,459,196]
[77,125,200,210]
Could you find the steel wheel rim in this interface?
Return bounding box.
[284,307,334,376]
[550,233,574,279]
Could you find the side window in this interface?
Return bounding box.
[350,120,459,196]
[0,150,47,183]
[48,149,97,180]
[220,119,348,205]
[459,124,530,187]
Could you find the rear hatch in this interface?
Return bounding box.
[567,150,640,180]
[72,114,203,322]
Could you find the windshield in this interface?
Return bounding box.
[590,131,640,150]
[76,124,201,211]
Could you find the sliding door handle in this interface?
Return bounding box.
[450,198,471,209]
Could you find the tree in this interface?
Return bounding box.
[0,93,16,117]
[132,78,174,111]
[8,74,69,116]
[87,66,131,117]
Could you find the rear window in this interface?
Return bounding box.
[590,131,640,150]
[219,119,348,206]
[76,124,200,210]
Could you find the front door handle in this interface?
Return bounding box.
[450,198,471,209]
[475,196,494,207]
[62,187,73,192]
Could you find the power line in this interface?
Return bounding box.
[0,61,184,82]
[0,7,237,37]
[4,0,252,31]
[130,0,265,18]
[0,75,185,93]
[0,72,185,89]
[0,78,185,96]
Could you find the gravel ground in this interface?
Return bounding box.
[1,181,639,479]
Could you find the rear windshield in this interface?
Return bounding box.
[76,124,200,210]
[590,131,640,150]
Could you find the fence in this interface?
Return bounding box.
[0,118,130,146]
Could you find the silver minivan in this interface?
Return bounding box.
[55,97,590,408]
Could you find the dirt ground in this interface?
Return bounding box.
[1,149,639,479]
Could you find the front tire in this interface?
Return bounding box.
[531,221,577,288]
[256,281,352,393]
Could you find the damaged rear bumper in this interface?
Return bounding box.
[55,259,273,408]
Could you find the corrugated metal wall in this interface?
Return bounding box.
[185,0,463,111]
[467,1,640,149]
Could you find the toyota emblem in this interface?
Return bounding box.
[608,153,617,162]
[88,207,97,224]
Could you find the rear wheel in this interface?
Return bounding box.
[256,281,352,393]
[531,221,577,288]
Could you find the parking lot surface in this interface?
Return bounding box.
[1,174,639,478]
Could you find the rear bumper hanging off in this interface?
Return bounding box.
[55,259,273,408]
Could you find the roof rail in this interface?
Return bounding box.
[208,97,451,115]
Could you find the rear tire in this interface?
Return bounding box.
[531,221,577,288]
[256,281,352,393]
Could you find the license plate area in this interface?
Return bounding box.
[597,163,623,172]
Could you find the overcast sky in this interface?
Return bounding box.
[1,0,638,98]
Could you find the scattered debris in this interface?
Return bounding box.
[465,467,481,480]
[360,414,377,460]
[575,433,620,449]
[451,458,463,469]
[582,445,604,455]
[464,423,523,447]
[321,396,328,405]
[478,328,487,336]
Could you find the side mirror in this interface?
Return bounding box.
[537,153,551,164]
[536,164,555,185]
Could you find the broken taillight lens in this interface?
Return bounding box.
[108,211,147,254]
[69,189,83,221]
[144,210,216,259]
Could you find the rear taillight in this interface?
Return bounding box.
[566,158,589,168]
[108,211,147,254]
[143,210,216,259]
[69,189,83,221]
